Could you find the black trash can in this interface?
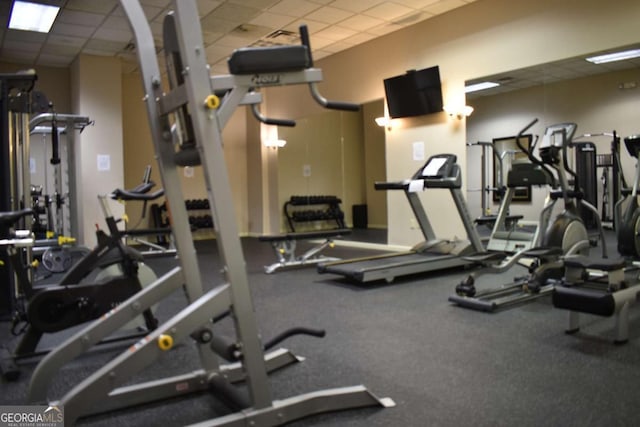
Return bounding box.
[352,204,368,229]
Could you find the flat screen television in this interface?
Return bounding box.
[383,66,443,118]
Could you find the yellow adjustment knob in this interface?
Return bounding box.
[279,248,286,254]
[46,231,55,239]
[32,259,40,268]
[157,334,174,351]
[329,242,335,248]
[58,236,77,245]
[122,214,129,223]
[204,94,220,110]
[0,260,4,266]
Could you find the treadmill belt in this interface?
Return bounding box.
[319,251,468,283]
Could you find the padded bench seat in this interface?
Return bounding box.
[228,45,310,75]
[258,228,350,242]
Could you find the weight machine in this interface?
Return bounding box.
[28,1,392,425]
[1,70,37,317]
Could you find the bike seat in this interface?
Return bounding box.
[0,209,33,228]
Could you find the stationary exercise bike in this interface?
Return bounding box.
[0,178,163,381]
[450,120,607,311]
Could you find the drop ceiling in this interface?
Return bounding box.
[0,0,480,74]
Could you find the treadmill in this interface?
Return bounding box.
[318,153,485,283]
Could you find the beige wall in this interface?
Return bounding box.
[362,99,387,229]
[71,55,124,246]
[265,0,640,246]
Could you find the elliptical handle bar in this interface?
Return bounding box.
[299,25,361,112]
[517,118,538,138]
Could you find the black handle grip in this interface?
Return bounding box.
[263,327,326,351]
[262,117,296,127]
[251,104,296,127]
[324,100,360,111]
[50,118,60,165]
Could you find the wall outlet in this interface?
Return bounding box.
[303,164,311,177]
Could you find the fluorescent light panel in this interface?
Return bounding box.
[9,1,60,33]
[465,81,500,93]
[586,48,640,64]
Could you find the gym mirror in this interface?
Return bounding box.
[465,45,640,226]
[277,98,388,244]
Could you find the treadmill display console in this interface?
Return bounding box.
[418,154,456,179]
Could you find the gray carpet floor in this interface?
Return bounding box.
[2,230,640,426]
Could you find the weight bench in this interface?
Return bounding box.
[552,255,640,344]
[259,228,351,274]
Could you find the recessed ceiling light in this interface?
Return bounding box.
[586,48,640,64]
[465,81,500,93]
[8,1,60,33]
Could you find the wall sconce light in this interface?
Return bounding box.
[443,105,474,120]
[263,139,287,148]
[375,116,393,130]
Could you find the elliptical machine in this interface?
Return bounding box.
[450,120,607,312]
[552,134,640,344]
[0,178,163,380]
[615,134,640,257]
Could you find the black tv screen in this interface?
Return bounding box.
[383,66,443,118]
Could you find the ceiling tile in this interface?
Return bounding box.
[228,0,281,9]
[209,3,260,22]
[4,29,47,43]
[345,31,379,45]
[314,26,357,42]
[200,14,244,34]
[338,14,385,31]
[3,39,42,52]
[85,39,128,52]
[364,2,415,21]
[51,22,96,38]
[57,9,106,27]
[249,12,295,29]
[322,40,356,53]
[366,22,403,36]
[42,43,82,56]
[268,0,320,17]
[202,30,226,44]
[140,0,172,7]
[2,49,38,63]
[205,43,234,63]
[100,16,132,31]
[93,27,133,43]
[329,0,385,14]
[65,0,118,15]
[216,34,261,49]
[112,4,165,21]
[197,0,224,17]
[46,34,87,48]
[37,54,75,67]
[423,0,466,15]
[283,19,328,34]
[395,0,440,7]
[304,6,354,24]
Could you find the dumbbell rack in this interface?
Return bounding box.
[284,195,345,232]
